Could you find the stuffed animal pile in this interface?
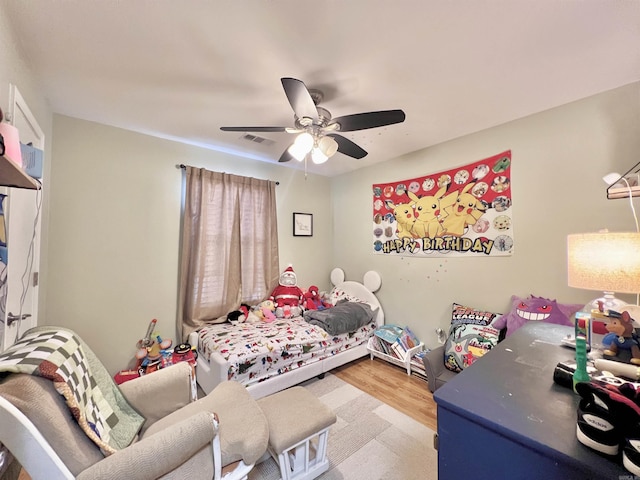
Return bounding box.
[223,266,334,323]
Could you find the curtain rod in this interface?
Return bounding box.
[178,164,279,185]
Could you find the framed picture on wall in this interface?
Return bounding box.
[293,212,313,237]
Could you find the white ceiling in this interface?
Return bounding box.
[4,1,640,177]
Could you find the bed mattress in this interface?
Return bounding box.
[197,316,377,387]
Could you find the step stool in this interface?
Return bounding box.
[258,386,337,480]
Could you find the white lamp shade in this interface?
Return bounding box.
[287,132,314,161]
[311,148,328,164]
[318,136,339,157]
[287,143,307,161]
[567,232,640,294]
[294,132,313,150]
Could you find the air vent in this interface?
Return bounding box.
[240,134,275,146]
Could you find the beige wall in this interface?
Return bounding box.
[332,81,640,349]
[48,116,333,374]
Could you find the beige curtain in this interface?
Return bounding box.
[178,167,279,341]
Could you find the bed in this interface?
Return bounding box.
[187,269,384,399]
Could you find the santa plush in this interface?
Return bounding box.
[270,265,304,318]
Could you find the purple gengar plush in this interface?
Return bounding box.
[491,295,583,337]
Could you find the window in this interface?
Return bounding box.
[178,167,279,340]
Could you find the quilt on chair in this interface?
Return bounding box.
[0,326,143,454]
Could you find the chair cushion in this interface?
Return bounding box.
[257,386,336,454]
[0,374,104,475]
[142,381,268,467]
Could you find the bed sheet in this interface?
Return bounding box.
[197,316,377,387]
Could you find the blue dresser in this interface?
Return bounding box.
[434,322,629,479]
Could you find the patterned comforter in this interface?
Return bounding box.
[198,316,377,387]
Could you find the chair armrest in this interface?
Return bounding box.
[422,345,446,393]
[118,362,194,432]
[77,411,217,480]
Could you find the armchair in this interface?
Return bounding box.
[422,345,457,393]
[0,358,269,480]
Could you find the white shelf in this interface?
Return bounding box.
[0,155,39,189]
[607,185,640,199]
[367,337,424,375]
[606,163,640,199]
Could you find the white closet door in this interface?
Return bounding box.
[0,85,43,351]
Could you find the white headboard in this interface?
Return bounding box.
[330,269,384,327]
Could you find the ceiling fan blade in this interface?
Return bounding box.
[278,148,294,163]
[220,126,288,132]
[327,134,368,159]
[281,77,319,121]
[331,109,406,132]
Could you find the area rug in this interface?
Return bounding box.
[248,373,438,480]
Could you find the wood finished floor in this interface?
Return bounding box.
[332,355,438,432]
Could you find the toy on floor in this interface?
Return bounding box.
[172,342,197,366]
[602,310,640,365]
[135,318,173,375]
[270,265,304,318]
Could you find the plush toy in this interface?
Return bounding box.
[270,265,304,318]
[227,303,259,324]
[491,294,583,337]
[171,343,198,367]
[254,300,276,322]
[134,318,173,375]
[602,310,640,365]
[304,285,330,311]
[303,290,318,311]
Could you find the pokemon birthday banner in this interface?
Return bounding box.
[372,150,513,257]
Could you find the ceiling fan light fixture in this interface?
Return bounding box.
[220,77,405,165]
[318,136,339,158]
[311,147,328,164]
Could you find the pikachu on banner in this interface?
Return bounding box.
[372,151,513,257]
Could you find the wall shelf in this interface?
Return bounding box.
[607,161,640,199]
[0,154,39,189]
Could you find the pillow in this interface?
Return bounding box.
[491,295,583,337]
[329,286,364,305]
[444,303,502,373]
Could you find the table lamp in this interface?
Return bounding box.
[567,231,640,312]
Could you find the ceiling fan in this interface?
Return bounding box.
[220,77,406,164]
